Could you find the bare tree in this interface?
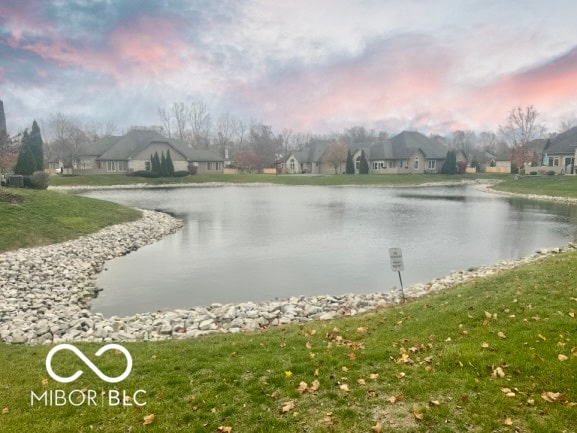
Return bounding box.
[499,105,545,147]
[236,120,248,149]
[215,112,238,159]
[560,118,577,132]
[172,102,189,144]
[324,141,348,174]
[157,107,172,138]
[188,100,212,149]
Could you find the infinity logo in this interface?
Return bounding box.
[46,344,133,384]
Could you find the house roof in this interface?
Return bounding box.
[371,131,447,160]
[544,127,577,155]
[291,141,332,163]
[95,130,223,162]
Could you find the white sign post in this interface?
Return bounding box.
[389,248,405,302]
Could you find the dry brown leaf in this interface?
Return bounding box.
[321,414,334,426]
[485,311,493,319]
[497,331,507,339]
[281,400,295,413]
[41,378,49,386]
[357,379,366,385]
[538,334,547,341]
[481,342,490,349]
[2,407,8,415]
[357,326,368,333]
[339,384,350,393]
[143,414,156,426]
[413,409,424,420]
[371,423,383,432]
[395,372,406,379]
[270,390,280,400]
[541,392,562,403]
[369,373,379,380]
[296,381,308,394]
[492,367,506,378]
[217,427,233,433]
[305,341,312,349]
[429,400,440,407]
[503,417,513,426]
[558,354,569,362]
[341,366,349,372]
[310,380,320,393]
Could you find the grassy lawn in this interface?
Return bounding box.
[48,173,505,188]
[492,175,577,199]
[0,188,141,252]
[1,251,576,432]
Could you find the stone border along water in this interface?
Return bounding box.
[1,186,576,345]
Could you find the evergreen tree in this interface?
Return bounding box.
[345,150,355,174]
[441,150,458,174]
[29,120,44,171]
[359,150,369,174]
[166,149,175,176]
[14,130,37,175]
[151,151,161,174]
[160,151,168,176]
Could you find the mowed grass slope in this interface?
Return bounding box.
[0,188,141,252]
[493,175,577,199]
[1,251,576,432]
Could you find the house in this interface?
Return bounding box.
[485,150,512,174]
[285,131,448,175]
[368,131,447,174]
[285,141,334,174]
[54,129,224,175]
[541,127,577,174]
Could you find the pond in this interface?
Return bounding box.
[80,185,577,316]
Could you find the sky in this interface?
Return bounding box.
[2,0,577,138]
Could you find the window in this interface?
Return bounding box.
[548,157,560,167]
[145,161,151,171]
[290,159,295,171]
[355,157,361,170]
[427,160,436,170]
[414,156,420,170]
[388,160,395,168]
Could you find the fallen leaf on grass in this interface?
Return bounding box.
[497,332,507,339]
[357,379,366,386]
[541,392,563,403]
[503,417,513,426]
[41,378,49,386]
[413,409,424,420]
[2,407,8,415]
[305,341,312,349]
[339,384,350,393]
[558,354,569,362]
[284,370,293,378]
[371,423,383,432]
[357,326,368,333]
[369,373,379,380]
[395,372,406,379]
[281,400,295,413]
[143,414,155,426]
[429,400,440,407]
[538,334,547,341]
[296,381,308,394]
[310,380,320,393]
[217,427,233,433]
[321,414,334,426]
[501,388,516,397]
[492,367,506,378]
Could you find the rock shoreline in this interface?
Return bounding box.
[2,187,577,345]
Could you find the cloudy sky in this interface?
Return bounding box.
[2,0,577,137]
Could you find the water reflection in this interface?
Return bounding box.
[79,185,577,316]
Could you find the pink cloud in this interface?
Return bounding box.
[230,36,455,132]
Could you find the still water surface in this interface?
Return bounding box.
[80,185,577,316]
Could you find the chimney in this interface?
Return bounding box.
[0,100,6,136]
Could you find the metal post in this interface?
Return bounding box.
[397,271,405,303]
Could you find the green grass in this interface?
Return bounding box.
[0,188,141,252]
[493,175,577,199]
[48,173,505,188]
[1,251,576,432]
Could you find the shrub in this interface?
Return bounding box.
[130,170,160,178]
[30,171,49,189]
[173,171,189,177]
[547,170,556,176]
[529,171,538,176]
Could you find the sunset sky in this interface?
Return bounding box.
[2,0,577,138]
